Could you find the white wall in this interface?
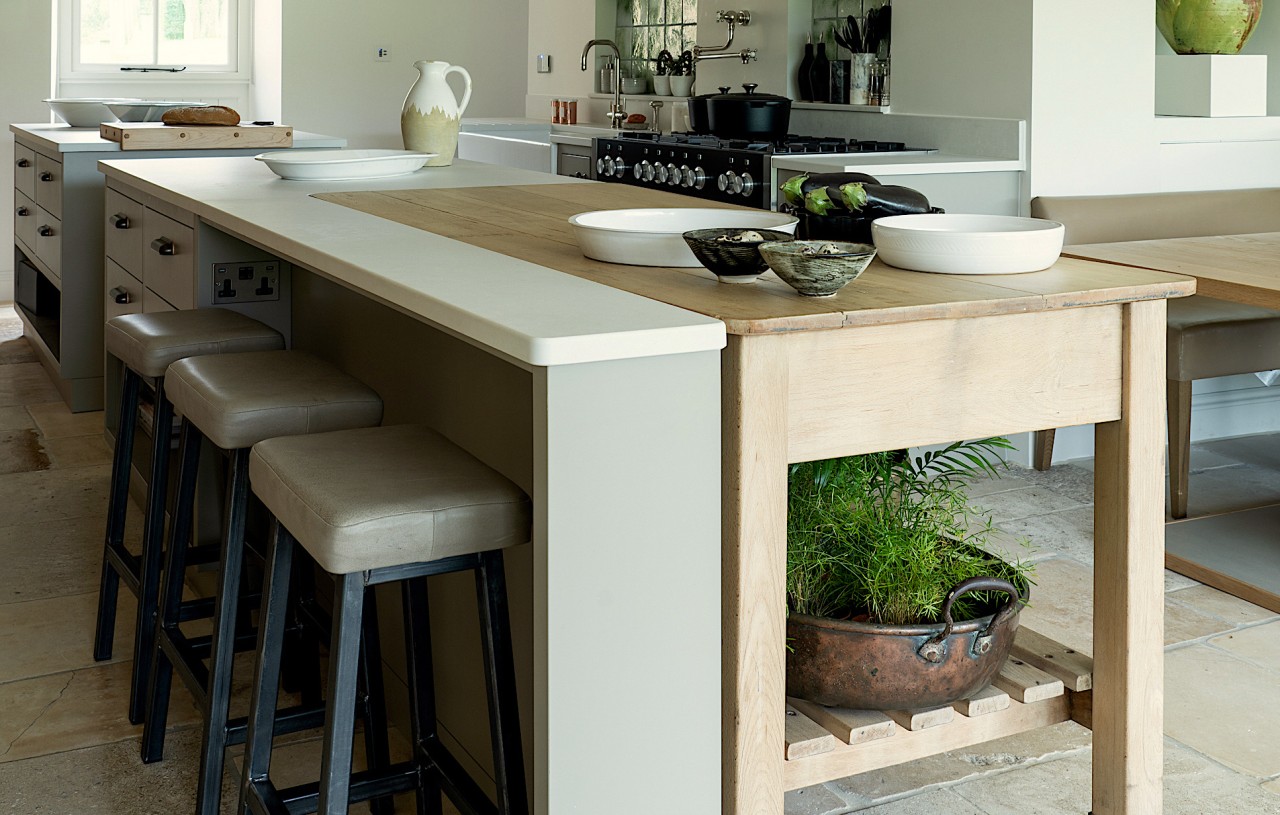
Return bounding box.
[278,0,530,149]
[1,1,53,303]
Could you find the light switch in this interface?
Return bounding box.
[537,54,552,73]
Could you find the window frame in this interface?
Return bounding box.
[59,0,252,83]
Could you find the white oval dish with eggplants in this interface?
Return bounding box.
[871,214,1065,275]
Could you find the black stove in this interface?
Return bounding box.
[593,131,931,209]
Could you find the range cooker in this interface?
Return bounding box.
[593,131,935,210]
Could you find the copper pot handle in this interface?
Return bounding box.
[917,576,1022,664]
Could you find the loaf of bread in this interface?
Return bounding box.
[161,105,241,126]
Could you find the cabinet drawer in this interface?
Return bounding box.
[34,153,63,219]
[557,151,594,179]
[105,187,145,276]
[14,144,35,200]
[34,206,62,283]
[14,190,36,253]
[143,287,177,313]
[143,208,195,310]
[105,259,144,321]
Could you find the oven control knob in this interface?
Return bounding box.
[655,163,669,184]
[718,171,737,192]
[633,162,645,181]
[682,165,706,190]
[666,163,681,186]
[597,157,608,175]
[612,159,628,178]
[738,172,756,196]
[641,161,655,182]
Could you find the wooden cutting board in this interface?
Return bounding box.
[100,122,294,151]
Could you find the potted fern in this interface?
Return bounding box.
[786,439,1034,711]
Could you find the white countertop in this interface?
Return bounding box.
[770,151,1024,176]
[11,122,347,153]
[96,156,726,367]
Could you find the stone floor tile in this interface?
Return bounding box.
[25,402,106,440]
[971,487,1085,525]
[1165,645,1280,777]
[0,511,141,604]
[972,527,1053,566]
[1180,463,1280,519]
[1263,777,1280,795]
[0,428,50,474]
[1161,738,1280,815]
[0,728,239,815]
[0,464,111,525]
[1164,569,1202,592]
[826,722,1090,803]
[784,783,856,815]
[0,405,35,431]
[1004,463,1097,506]
[962,468,1028,499]
[0,592,135,682]
[1168,585,1279,627]
[0,363,61,408]
[1209,619,1280,672]
[0,660,200,764]
[0,336,36,366]
[857,788,988,814]
[1197,432,1280,472]
[998,507,1095,565]
[41,433,113,469]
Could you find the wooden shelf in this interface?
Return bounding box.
[781,628,1093,791]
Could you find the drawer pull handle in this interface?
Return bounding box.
[39,171,54,182]
[151,237,175,256]
[109,286,133,305]
[16,207,29,217]
[16,158,31,168]
[38,225,54,237]
[113,213,130,229]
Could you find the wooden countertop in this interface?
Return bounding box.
[316,183,1198,335]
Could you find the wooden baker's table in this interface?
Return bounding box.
[320,183,1197,815]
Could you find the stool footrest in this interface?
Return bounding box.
[103,543,142,595]
[248,762,420,815]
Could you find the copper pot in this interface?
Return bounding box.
[786,576,1024,711]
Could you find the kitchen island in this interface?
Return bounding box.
[98,155,1193,815]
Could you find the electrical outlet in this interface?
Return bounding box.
[375,47,392,62]
[213,261,280,304]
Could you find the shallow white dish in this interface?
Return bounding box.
[45,98,136,128]
[107,101,205,123]
[871,213,1065,275]
[569,209,799,267]
[255,149,435,181]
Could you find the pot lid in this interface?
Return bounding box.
[711,83,792,103]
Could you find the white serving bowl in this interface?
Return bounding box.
[107,101,206,123]
[569,208,799,267]
[255,149,435,181]
[45,98,136,127]
[871,214,1065,275]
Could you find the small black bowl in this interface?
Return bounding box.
[682,228,795,283]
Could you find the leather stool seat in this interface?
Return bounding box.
[249,424,532,574]
[165,350,383,451]
[104,309,283,378]
[1167,296,1280,381]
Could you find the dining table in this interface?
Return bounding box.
[1064,232,1280,615]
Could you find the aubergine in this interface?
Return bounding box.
[780,172,880,208]
[838,182,933,217]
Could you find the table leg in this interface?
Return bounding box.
[1092,299,1166,815]
[723,335,790,815]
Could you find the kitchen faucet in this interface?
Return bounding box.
[581,39,627,129]
[693,10,758,64]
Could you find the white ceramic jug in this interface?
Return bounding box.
[401,60,472,166]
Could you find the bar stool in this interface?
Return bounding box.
[240,425,531,815]
[142,349,386,815]
[95,309,284,725]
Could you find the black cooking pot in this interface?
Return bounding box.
[706,84,792,141]
[686,86,728,135]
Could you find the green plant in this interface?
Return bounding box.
[786,438,1033,626]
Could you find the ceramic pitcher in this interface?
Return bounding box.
[401,60,472,166]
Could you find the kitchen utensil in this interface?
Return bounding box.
[686,87,728,134]
[706,84,792,140]
[758,240,876,296]
[401,60,473,166]
[45,98,134,127]
[255,149,435,181]
[682,228,794,283]
[106,101,206,123]
[871,214,1065,274]
[568,208,798,267]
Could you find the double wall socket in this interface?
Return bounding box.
[212,260,280,304]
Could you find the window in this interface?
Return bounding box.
[615,0,697,80]
[63,0,247,78]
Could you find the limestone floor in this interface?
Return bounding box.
[2,306,1279,814]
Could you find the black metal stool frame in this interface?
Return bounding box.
[240,521,528,815]
[142,418,395,815]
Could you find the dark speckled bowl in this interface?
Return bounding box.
[682,228,795,283]
[759,240,877,297]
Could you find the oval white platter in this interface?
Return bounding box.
[255,149,436,181]
[569,208,798,267]
[872,213,1065,275]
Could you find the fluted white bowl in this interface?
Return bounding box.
[871,214,1065,275]
[569,208,798,267]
